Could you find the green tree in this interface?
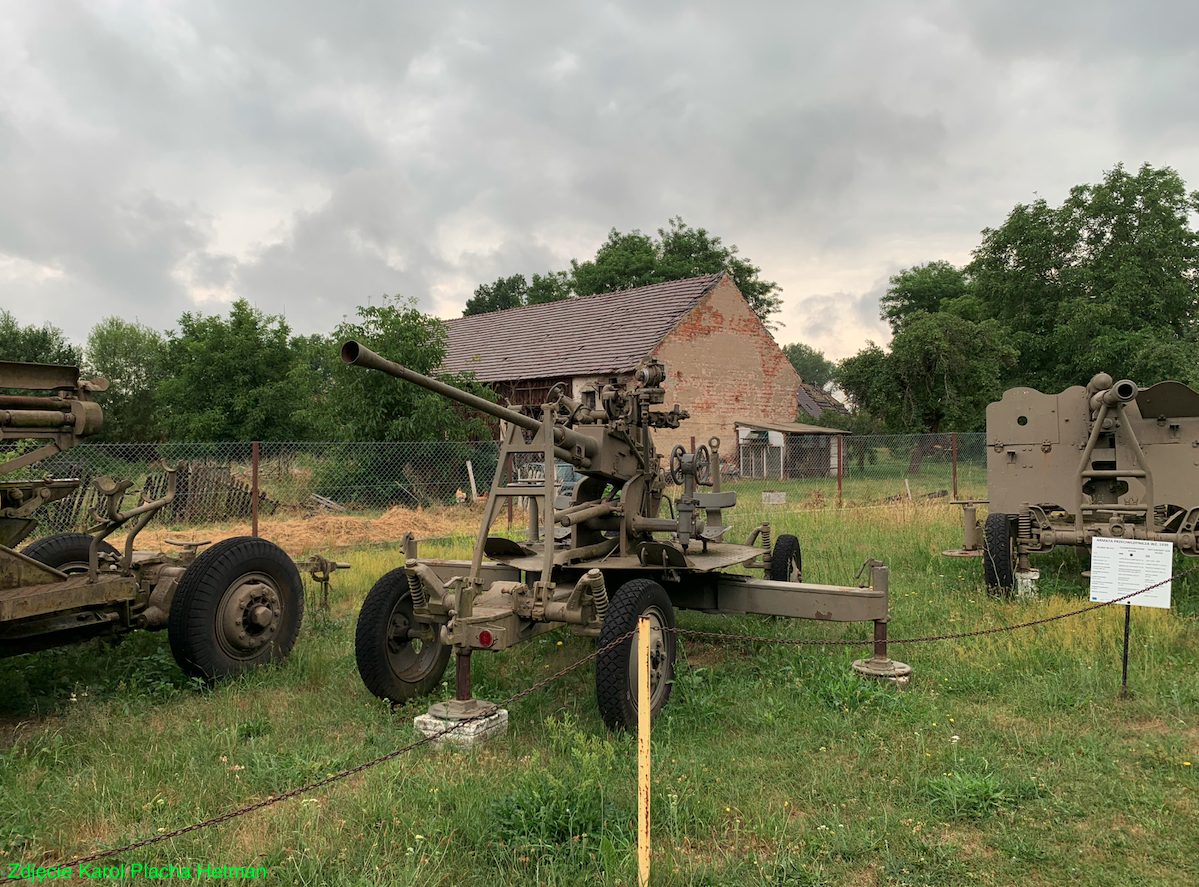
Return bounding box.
[656,217,783,326]
[526,270,573,305]
[878,261,972,333]
[782,342,836,388]
[322,296,494,441]
[83,317,165,442]
[463,271,574,316]
[838,313,1017,433]
[570,218,783,328]
[570,229,659,296]
[0,309,81,366]
[968,162,1199,390]
[158,300,306,441]
[314,297,497,506]
[463,274,529,316]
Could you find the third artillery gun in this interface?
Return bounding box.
[343,341,910,731]
[973,372,1199,590]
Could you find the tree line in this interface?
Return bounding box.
[818,163,1199,434]
[6,167,1193,442]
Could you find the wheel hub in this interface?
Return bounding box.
[387,609,413,655]
[630,609,669,706]
[218,578,281,655]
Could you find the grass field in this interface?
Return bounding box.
[2,503,1197,886]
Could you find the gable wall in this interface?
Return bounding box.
[649,276,800,463]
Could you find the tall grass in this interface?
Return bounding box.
[1,504,1196,886]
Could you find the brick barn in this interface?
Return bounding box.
[440,272,801,460]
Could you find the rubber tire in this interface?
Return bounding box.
[167,536,304,680]
[595,578,676,731]
[768,534,803,582]
[982,513,1016,593]
[355,568,452,703]
[21,533,118,573]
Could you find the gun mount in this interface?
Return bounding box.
[1,360,347,678]
[343,341,910,732]
[971,371,1199,591]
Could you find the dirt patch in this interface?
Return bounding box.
[109,504,518,556]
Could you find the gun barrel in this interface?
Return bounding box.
[1090,378,1139,412]
[341,340,539,433]
[340,341,596,466]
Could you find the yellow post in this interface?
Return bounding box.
[637,614,651,887]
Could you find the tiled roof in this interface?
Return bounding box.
[441,273,726,381]
[797,381,849,418]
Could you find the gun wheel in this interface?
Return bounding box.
[355,568,451,703]
[768,534,803,582]
[168,536,304,680]
[982,512,1016,594]
[21,533,118,574]
[595,578,675,730]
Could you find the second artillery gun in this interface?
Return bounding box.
[1,359,348,678]
[966,372,1199,590]
[343,341,910,730]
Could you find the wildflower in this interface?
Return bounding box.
[1185,762,1192,767]
[556,641,562,646]
[951,735,960,744]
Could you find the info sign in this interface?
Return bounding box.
[1089,537,1173,609]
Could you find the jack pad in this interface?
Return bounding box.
[852,656,912,689]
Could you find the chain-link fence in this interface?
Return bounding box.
[5,433,986,541]
[689,432,987,510]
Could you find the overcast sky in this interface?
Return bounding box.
[2,1,1197,360]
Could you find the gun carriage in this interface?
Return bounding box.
[0,360,347,678]
[343,341,909,729]
[974,372,1199,591]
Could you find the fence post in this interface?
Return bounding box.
[637,614,651,887]
[836,434,843,508]
[251,441,259,538]
[951,432,958,501]
[504,453,513,531]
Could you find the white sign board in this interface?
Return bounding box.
[1089,537,1172,609]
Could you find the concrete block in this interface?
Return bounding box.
[414,708,509,746]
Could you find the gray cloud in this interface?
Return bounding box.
[2,0,1197,361]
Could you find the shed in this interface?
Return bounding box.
[734,420,846,480]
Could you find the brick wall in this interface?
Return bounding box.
[649,276,800,460]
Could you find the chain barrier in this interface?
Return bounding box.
[64,628,636,868]
[669,563,1199,648]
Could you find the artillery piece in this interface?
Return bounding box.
[975,371,1199,591]
[1,359,347,678]
[343,341,910,731]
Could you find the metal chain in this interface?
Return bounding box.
[671,563,1199,647]
[65,628,636,868]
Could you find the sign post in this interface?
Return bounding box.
[1089,537,1173,696]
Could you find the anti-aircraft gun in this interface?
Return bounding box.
[1,359,347,678]
[343,341,911,731]
[963,372,1199,591]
